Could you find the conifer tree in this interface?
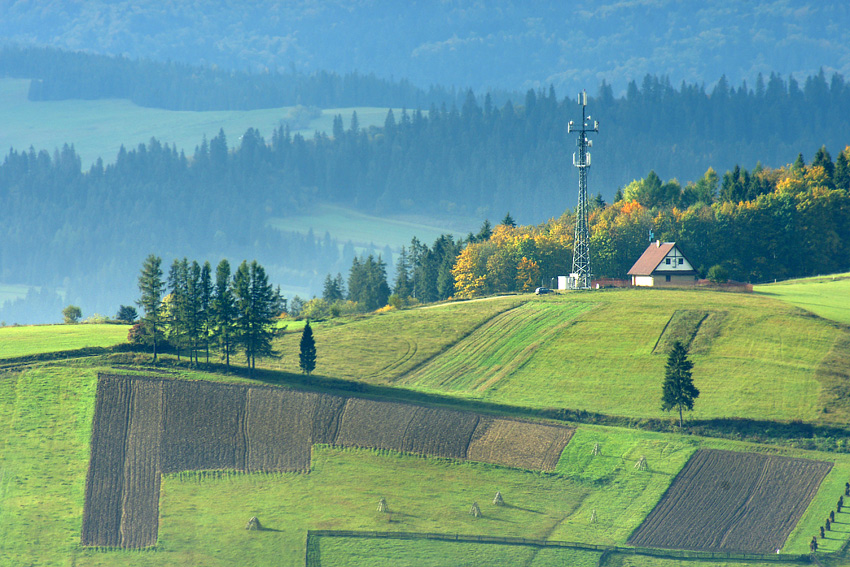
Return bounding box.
[199,261,213,363]
[232,260,281,376]
[836,150,850,192]
[661,341,699,427]
[211,259,236,366]
[299,321,317,375]
[137,254,165,361]
[166,258,189,360]
[812,145,835,187]
[393,247,412,299]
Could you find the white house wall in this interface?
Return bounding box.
[661,246,694,271]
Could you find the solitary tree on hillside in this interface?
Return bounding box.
[661,341,699,427]
[137,254,165,361]
[62,305,82,324]
[299,321,317,375]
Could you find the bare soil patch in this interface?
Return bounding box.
[467,417,574,471]
[246,389,345,472]
[628,448,832,553]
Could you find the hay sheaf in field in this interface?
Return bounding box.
[628,448,832,553]
[467,417,575,471]
[82,374,575,548]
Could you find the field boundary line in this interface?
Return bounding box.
[305,529,816,564]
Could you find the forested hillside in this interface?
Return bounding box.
[2,48,850,323]
[3,46,848,206]
[1,1,847,96]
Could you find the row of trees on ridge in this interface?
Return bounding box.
[135,254,283,375]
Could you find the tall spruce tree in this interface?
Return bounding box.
[233,260,281,375]
[199,261,213,363]
[322,273,344,302]
[166,258,189,361]
[186,260,202,363]
[137,254,165,361]
[211,259,236,366]
[392,247,410,298]
[661,341,700,427]
[299,321,317,375]
[836,150,850,191]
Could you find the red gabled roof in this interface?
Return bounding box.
[627,242,677,276]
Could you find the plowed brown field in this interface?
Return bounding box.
[628,449,832,553]
[81,374,574,547]
[335,398,480,459]
[467,417,574,470]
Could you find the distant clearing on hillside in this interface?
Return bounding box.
[0,78,396,167]
[628,449,832,553]
[267,203,476,251]
[82,374,574,548]
[755,273,850,326]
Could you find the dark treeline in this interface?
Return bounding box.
[0,45,509,111]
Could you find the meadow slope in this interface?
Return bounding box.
[271,287,850,425]
[2,281,850,566]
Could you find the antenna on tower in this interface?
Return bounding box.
[569,90,599,290]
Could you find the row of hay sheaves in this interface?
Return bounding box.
[82,374,574,548]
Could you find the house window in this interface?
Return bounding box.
[666,258,671,265]
[678,258,684,265]
[665,275,671,282]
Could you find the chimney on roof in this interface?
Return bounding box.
[656,240,660,247]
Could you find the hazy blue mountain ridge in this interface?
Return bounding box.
[1,1,847,96]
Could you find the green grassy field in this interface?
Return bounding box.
[754,272,850,326]
[312,537,601,567]
[271,288,849,425]
[0,77,397,168]
[6,360,843,567]
[0,323,130,358]
[4,362,845,566]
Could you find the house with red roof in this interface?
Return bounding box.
[627,241,698,287]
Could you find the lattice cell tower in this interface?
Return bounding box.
[568,91,598,290]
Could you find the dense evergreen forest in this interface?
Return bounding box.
[1,47,850,322]
[0,46,481,111]
[3,45,848,208]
